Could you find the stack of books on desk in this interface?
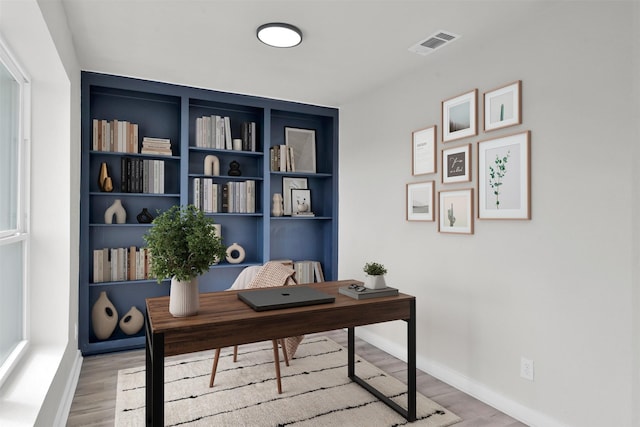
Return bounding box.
[339,285,399,300]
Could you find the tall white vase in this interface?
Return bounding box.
[105,199,126,224]
[91,291,118,339]
[169,276,199,317]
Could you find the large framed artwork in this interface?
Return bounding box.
[438,189,474,234]
[406,181,435,221]
[483,80,522,132]
[411,125,436,175]
[285,127,316,173]
[442,144,471,184]
[477,131,531,219]
[442,89,477,143]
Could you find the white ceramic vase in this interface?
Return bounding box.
[226,242,246,264]
[364,274,386,290]
[105,199,126,224]
[91,291,118,339]
[272,193,284,217]
[119,306,144,335]
[169,276,199,317]
[203,155,220,176]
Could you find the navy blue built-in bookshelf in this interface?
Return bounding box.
[79,72,339,355]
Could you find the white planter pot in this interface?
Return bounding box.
[364,274,386,290]
[169,276,199,317]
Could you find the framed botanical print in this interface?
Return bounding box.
[442,144,471,184]
[412,125,436,175]
[484,80,522,132]
[477,131,531,219]
[406,181,435,221]
[442,89,477,143]
[438,189,474,234]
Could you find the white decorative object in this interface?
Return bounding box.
[272,193,284,217]
[226,242,246,264]
[91,291,118,340]
[119,306,144,335]
[169,276,200,317]
[232,138,242,150]
[364,274,386,290]
[204,155,220,176]
[105,199,126,224]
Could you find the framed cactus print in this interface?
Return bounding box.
[438,189,474,234]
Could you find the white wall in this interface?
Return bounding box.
[339,2,639,427]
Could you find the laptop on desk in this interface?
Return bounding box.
[237,286,335,311]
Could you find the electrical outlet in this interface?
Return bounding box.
[520,357,534,381]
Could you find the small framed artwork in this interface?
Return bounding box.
[291,188,312,216]
[484,80,522,132]
[285,127,316,173]
[438,189,474,234]
[477,131,531,219]
[282,176,308,215]
[442,89,477,143]
[412,125,436,175]
[442,144,471,184]
[406,181,435,221]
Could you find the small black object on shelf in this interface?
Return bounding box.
[228,160,241,176]
[136,208,154,224]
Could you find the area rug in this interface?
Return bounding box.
[115,336,461,426]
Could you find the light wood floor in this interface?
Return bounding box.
[67,329,527,426]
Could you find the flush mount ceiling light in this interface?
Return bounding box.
[257,23,302,48]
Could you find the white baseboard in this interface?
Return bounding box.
[354,329,569,427]
[53,350,83,427]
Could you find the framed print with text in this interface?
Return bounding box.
[406,181,435,221]
[282,176,308,216]
[477,131,530,219]
[285,127,316,173]
[442,144,471,184]
[442,89,477,143]
[484,80,522,132]
[412,125,436,175]
[438,189,474,234]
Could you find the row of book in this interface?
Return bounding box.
[293,260,324,284]
[120,157,165,194]
[92,119,139,153]
[140,137,172,156]
[269,145,296,172]
[193,178,256,213]
[93,247,151,283]
[195,115,257,151]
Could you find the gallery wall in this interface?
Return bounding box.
[338,2,638,427]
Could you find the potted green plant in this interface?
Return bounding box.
[143,204,227,317]
[363,261,387,290]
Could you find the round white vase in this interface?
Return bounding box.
[169,276,199,317]
[91,291,118,339]
[226,242,246,264]
[364,274,386,290]
[119,306,144,335]
[105,199,127,224]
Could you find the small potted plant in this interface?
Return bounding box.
[363,261,388,290]
[143,204,227,317]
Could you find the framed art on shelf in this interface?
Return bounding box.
[406,181,435,221]
[282,176,308,216]
[477,131,531,219]
[412,125,436,175]
[285,127,316,173]
[442,89,477,143]
[438,189,474,234]
[291,188,313,216]
[442,144,471,184]
[484,80,522,132]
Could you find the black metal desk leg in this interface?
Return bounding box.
[145,312,165,427]
[145,313,152,426]
[407,298,417,422]
[347,327,355,378]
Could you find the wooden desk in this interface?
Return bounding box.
[145,280,416,426]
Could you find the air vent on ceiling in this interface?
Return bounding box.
[409,30,460,56]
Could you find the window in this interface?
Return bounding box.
[0,39,29,387]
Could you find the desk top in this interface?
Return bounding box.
[146,280,415,356]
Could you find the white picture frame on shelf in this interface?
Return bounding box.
[291,188,313,216]
[285,127,316,173]
[282,176,308,216]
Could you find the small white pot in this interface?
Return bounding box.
[169,276,199,317]
[364,274,386,290]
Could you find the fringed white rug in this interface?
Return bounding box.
[115,336,461,426]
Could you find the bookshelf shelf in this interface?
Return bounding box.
[80,72,338,355]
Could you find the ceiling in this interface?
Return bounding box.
[61,0,556,107]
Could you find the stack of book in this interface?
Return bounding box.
[294,260,324,284]
[121,157,165,194]
[195,116,257,151]
[193,179,256,214]
[93,246,151,283]
[92,118,139,153]
[270,145,295,172]
[141,137,172,156]
[338,285,399,300]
